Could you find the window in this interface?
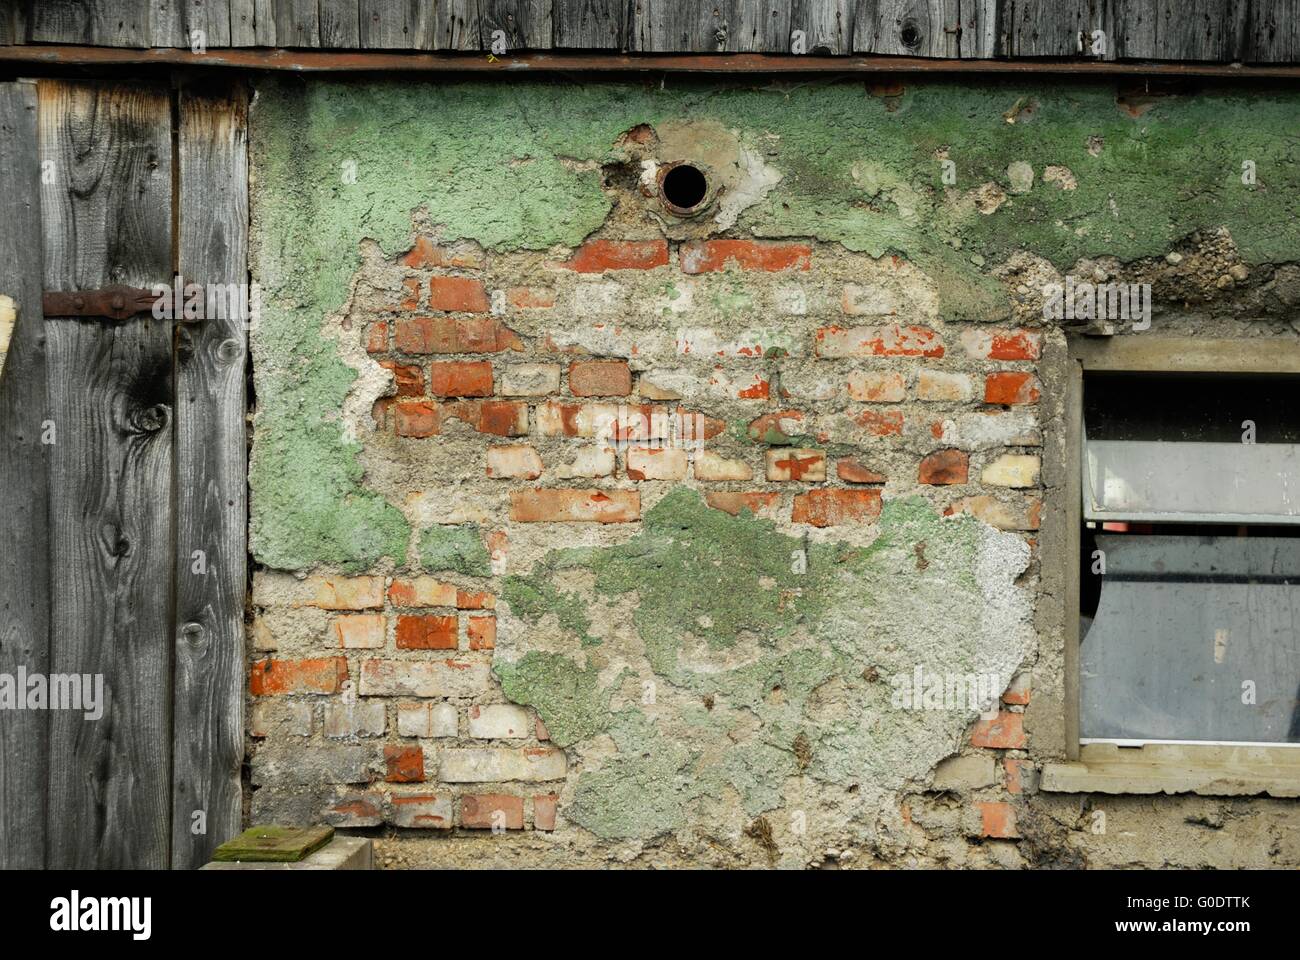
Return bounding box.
[1043,338,1300,796]
[1079,372,1300,746]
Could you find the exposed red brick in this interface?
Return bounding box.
[400,236,482,269]
[461,794,524,829]
[366,321,389,354]
[815,325,945,358]
[569,360,632,397]
[791,489,882,527]
[837,458,886,484]
[428,276,490,313]
[486,444,543,480]
[851,409,904,437]
[534,794,558,831]
[960,327,1043,361]
[680,239,811,274]
[984,371,1041,405]
[395,277,421,311]
[704,491,781,517]
[535,717,550,741]
[394,401,439,438]
[396,614,458,650]
[394,316,523,354]
[455,589,495,610]
[563,238,670,272]
[384,745,425,783]
[978,801,1019,838]
[507,286,556,309]
[250,657,348,696]
[918,448,969,485]
[747,410,806,444]
[440,400,528,436]
[510,488,640,523]
[379,360,424,397]
[1004,759,1024,795]
[970,711,1027,749]
[847,370,906,403]
[468,614,496,650]
[389,794,452,829]
[388,578,456,607]
[428,360,493,398]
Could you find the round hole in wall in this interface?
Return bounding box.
[899,19,921,48]
[660,163,709,214]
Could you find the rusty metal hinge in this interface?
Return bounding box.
[43,284,160,321]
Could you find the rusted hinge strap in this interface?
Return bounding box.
[43,285,160,321]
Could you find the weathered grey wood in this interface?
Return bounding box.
[854,0,960,57]
[254,0,278,44]
[0,80,50,871]
[437,0,481,50]
[148,0,185,47]
[1106,0,1157,59]
[482,0,553,50]
[173,82,249,870]
[1155,0,1235,62]
[0,3,14,44]
[1002,0,1092,57]
[359,0,435,48]
[320,0,362,47]
[633,0,735,52]
[186,0,235,48]
[274,0,320,46]
[230,0,258,45]
[552,0,625,49]
[39,79,175,870]
[30,0,152,47]
[731,0,789,53]
[790,0,854,55]
[958,0,1001,57]
[1244,0,1300,61]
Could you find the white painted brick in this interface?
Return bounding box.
[398,701,460,738]
[468,704,532,739]
[438,747,567,783]
[324,700,386,738]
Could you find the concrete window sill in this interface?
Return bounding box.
[1040,743,1300,798]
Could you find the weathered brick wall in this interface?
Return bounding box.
[250,229,1050,851]
[246,78,1300,868]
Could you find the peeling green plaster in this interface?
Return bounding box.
[495,490,1032,840]
[419,525,491,576]
[251,77,1300,570]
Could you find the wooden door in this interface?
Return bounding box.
[0,77,248,870]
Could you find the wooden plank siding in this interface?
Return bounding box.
[6,0,1300,61]
[39,79,176,870]
[0,80,51,871]
[172,81,249,870]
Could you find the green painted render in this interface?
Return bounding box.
[249,76,1300,570]
[492,489,1031,840]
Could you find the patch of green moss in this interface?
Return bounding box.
[419,525,491,576]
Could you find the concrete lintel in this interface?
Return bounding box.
[201,836,373,870]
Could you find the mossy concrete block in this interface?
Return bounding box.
[204,836,373,870]
[211,824,334,862]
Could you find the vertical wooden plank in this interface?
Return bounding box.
[186,0,236,48]
[730,0,789,52]
[274,0,321,46]
[0,80,50,871]
[1244,0,1299,61]
[1108,0,1158,59]
[481,0,553,50]
[1002,0,1091,56]
[789,0,853,55]
[957,0,1001,57]
[253,0,278,44]
[173,82,249,870]
[230,0,259,44]
[359,0,435,48]
[30,0,152,47]
[552,0,626,49]
[632,0,734,52]
[39,79,175,871]
[1154,0,1234,61]
[437,0,482,49]
[148,0,185,46]
[853,0,960,57]
[0,5,14,44]
[320,0,362,46]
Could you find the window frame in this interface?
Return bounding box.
[1044,335,1300,797]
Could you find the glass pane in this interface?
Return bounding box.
[1081,534,1300,745]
